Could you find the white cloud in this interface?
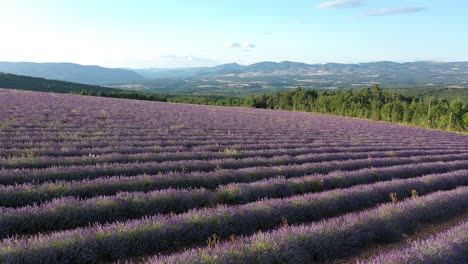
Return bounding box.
[225,41,256,49]
[243,42,256,48]
[366,7,425,16]
[224,41,241,48]
[316,0,363,9]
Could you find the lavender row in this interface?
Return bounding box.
[0,126,302,135]
[2,127,460,146]
[2,158,466,208]
[0,168,466,238]
[4,146,458,170]
[0,132,313,141]
[361,221,468,264]
[151,187,468,264]
[0,137,365,149]
[0,131,316,143]
[0,138,323,152]
[2,141,459,160]
[216,162,468,204]
[1,136,447,148]
[2,132,461,148]
[8,138,444,151]
[1,136,327,150]
[2,152,465,185]
[0,125,460,139]
[1,171,467,263]
[0,145,448,168]
[2,135,457,149]
[0,132,387,147]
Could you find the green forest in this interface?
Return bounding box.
[79,85,467,132]
[247,86,467,132]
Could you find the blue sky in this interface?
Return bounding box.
[1,0,467,68]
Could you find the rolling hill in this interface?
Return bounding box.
[0,62,145,84]
[0,72,121,93]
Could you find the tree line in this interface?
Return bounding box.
[78,85,468,132]
[248,86,467,132]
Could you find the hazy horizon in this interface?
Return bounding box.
[1,59,466,70]
[1,0,467,68]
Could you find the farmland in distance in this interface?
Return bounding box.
[0,88,467,263]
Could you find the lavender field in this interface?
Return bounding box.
[0,88,467,264]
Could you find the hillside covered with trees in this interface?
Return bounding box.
[0,73,121,94]
[391,87,468,101]
[248,86,467,132]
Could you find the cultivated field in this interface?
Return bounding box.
[0,88,467,263]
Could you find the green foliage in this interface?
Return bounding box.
[391,87,468,101]
[246,85,467,132]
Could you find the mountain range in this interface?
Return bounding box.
[0,61,467,96]
[122,61,468,96]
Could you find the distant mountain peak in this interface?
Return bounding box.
[221,62,242,66]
